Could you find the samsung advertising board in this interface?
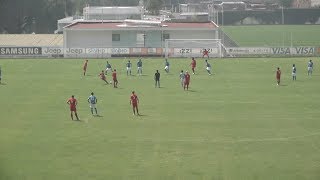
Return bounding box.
[0,47,42,56]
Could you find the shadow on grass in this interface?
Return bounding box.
[94,115,103,118]
[0,83,7,85]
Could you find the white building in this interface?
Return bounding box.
[62,20,220,57]
[63,20,219,49]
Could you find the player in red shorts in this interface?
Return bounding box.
[276,67,281,86]
[184,71,191,90]
[67,95,79,121]
[99,70,109,84]
[112,69,118,88]
[190,57,196,75]
[83,59,88,76]
[202,49,209,58]
[130,91,140,115]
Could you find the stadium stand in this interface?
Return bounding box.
[0,34,63,47]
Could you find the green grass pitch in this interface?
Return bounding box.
[0,57,320,180]
[222,25,320,47]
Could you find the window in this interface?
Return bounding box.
[112,34,120,41]
[163,34,170,41]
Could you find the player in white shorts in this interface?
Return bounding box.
[137,59,142,75]
[307,59,313,76]
[87,92,98,115]
[126,60,132,76]
[164,59,170,73]
[179,70,185,87]
[292,64,297,81]
[205,59,212,75]
[105,61,112,75]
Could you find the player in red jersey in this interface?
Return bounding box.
[67,95,79,121]
[202,49,209,58]
[112,69,118,88]
[276,67,281,86]
[190,57,196,75]
[184,71,191,90]
[130,91,140,115]
[83,59,88,76]
[99,70,109,84]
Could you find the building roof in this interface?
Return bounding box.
[65,21,218,30]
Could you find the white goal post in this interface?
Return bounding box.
[164,39,224,58]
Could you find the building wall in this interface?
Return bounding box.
[65,29,217,48]
[65,30,112,48]
[167,30,216,39]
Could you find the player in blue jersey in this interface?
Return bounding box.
[137,58,143,75]
[88,92,98,115]
[179,70,185,87]
[307,60,313,76]
[105,61,112,75]
[205,59,212,75]
[292,64,297,81]
[126,60,132,76]
[164,59,170,73]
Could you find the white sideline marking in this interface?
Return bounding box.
[106,131,320,144]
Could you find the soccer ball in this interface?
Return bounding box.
[109,81,113,84]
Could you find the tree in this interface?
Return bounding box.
[144,0,164,15]
[278,0,294,8]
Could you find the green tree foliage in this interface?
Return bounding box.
[0,0,140,34]
[278,0,294,8]
[144,0,165,15]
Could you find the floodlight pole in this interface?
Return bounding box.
[143,32,146,47]
[222,5,224,45]
[281,6,284,25]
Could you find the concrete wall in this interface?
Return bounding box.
[65,30,112,48]
[167,30,217,39]
[65,29,217,48]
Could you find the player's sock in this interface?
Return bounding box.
[71,114,73,120]
[91,108,93,115]
[75,113,79,120]
[95,108,98,114]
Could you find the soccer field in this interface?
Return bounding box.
[222,25,320,47]
[0,57,320,180]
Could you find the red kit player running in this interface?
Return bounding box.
[67,95,79,121]
[112,69,118,88]
[83,59,88,76]
[184,71,191,90]
[276,67,281,86]
[130,91,140,115]
[99,70,109,84]
[202,49,209,58]
[190,57,196,75]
